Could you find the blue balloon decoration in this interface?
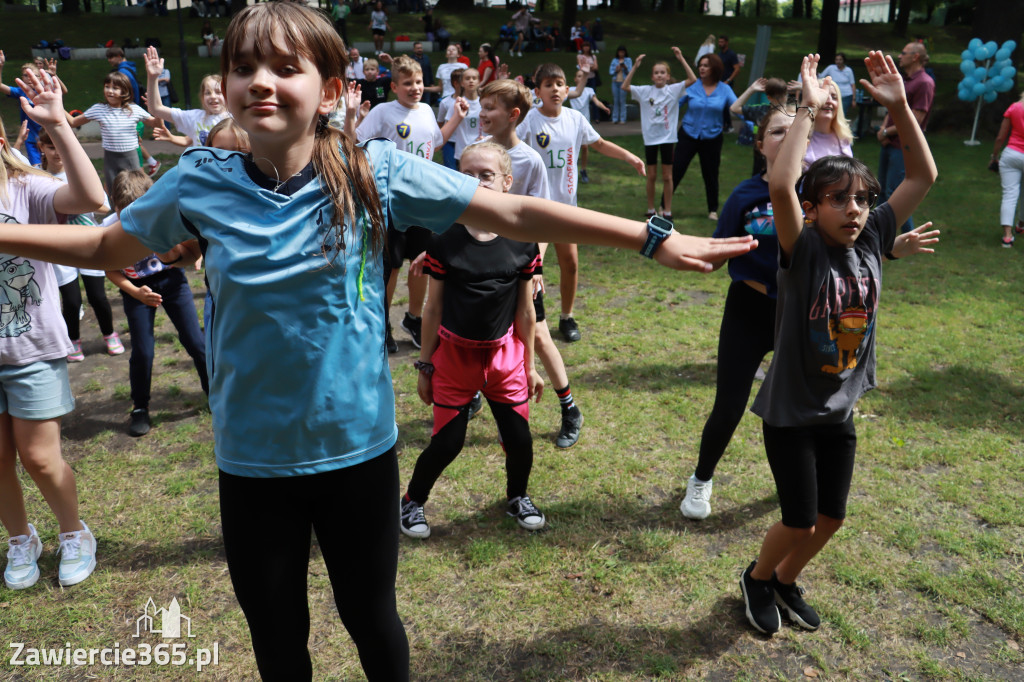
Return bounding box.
[972,82,987,96]
[999,79,1015,93]
[985,41,998,53]
[974,66,987,80]
[989,76,1005,90]
[1002,66,1017,79]
[996,48,1011,61]
[958,89,975,102]
[961,49,974,61]
[969,38,982,50]
[962,75,977,89]
[961,60,975,75]
[990,65,1003,78]
[984,90,998,103]
[974,46,990,60]
[1003,40,1017,52]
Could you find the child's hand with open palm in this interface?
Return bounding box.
[14,69,65,128]
[859,50,906,110]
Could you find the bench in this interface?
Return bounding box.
[197,44,223,58]
[352,41,377,54]
[31,46,145,60]
[110,4,147,15]
[391,40,434,53]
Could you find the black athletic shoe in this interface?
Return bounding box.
[740,561,780,634]
[400,497,430,539]
[558,317,581,343]
[386,324,398,354]
[507,495,545,530]
[129,408,150,437]
[772,574,820,630]
[555,406,583,448]
[580,169,590,184]
[467,392,483,420]
[400,312,422,349]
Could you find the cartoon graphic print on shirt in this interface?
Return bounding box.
[808,273,878,376]
[0,238,43,339]
[744,202,775,236]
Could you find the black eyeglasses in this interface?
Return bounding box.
[823,191,878,210]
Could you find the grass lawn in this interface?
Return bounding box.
[0,5,1022,682]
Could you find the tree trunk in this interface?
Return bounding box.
[817,0,839,61]
[561,0,577,50]
[887,0,896,23]
[446,0,474,9]
[972,0,1024,126]
[38,0,46,12]
[894,0,912,37]
[804,0,812,18]
[62,0,79,13]
[792,0,802,18]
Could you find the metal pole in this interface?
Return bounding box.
[177,0,192,110]
[964,58,990,146]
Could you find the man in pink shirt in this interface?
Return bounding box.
[877,42,934,231]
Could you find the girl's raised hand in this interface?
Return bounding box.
[859,50,905,109]
[0,50,6,69]
[890,221,939,258]
[799,54,831,111]
[345,80,362,113]
[752,77,767,92]
[671,46,683,61]
[45,58,59,76]
[14,69,65,127]
[634,53,645,68]
[144,46,165,78]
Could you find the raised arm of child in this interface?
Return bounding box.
[589,136,646,177]
[768,55,827,259]
[439,96,468,144]
[17,70,105,214]
[620,53,643,93]
[144,47,177,124]
[153,126,192,147]
[417,278,443,406]
[671,47,698,88]
[514,276,543,401]
[859,50,937,228]
[590,93,611,116]
[0,51,11,96]
[730,77,766,117]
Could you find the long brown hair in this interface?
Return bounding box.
[221,2,385,260]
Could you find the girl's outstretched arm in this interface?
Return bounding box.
[457,191,757,273]
[672,47,698,88]
[769,55,827,259]
[860,50,937,228]
[16,70,105,214]
[0,220,152,271]
[143,47,176,124]
[621,54,642,92]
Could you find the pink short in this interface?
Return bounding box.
[430,327,529,434]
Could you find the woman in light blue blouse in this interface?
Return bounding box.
[672,53,737,220]
[608,46,632,124]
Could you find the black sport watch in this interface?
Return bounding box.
[639,215,674,258]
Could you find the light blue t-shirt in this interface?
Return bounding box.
[121,139,478,477]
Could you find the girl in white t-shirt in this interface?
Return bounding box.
[67,71,158,192]
[145,48,230,148]
[0,70,106,591]
[622,48,696,221]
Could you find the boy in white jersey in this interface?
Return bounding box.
[450,68,483,165]
[517,63,645,342]
[357,56,467,351]
[475,79,584,448]
[436,69,465,170]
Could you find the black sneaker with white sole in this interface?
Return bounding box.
[386,324,398,354]
[400,497,430,538]
[558,316,581,342]
[740,561,780,634]
[507,495,545,530]
[555,406,583,448]
[467,392,483,420]
[772,574,820,630]
[400,312,422,349]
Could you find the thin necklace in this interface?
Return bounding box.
[252,155,302,192]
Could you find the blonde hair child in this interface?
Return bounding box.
[145,48,229,147]
[0,69,105,591]
[802,79,855,168]
[0,4,756,676]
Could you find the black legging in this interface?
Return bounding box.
[672,130,725,213]
[694,280,776,482]
[219,450,409,682]
[59,275,115,340]
[406,398,533,504]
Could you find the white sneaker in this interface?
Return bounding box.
[4,524,43,589]
[680,475,713,520]
[57,521,96,587]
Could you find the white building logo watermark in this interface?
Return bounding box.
[10,596,219,672]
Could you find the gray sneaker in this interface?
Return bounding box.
[680,475,713,520]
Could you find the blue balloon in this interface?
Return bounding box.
[961,76,976,89]
[984,90,998,103]
[958,89,975,102]
[990,64,1004,78]
[969,38,982,50]
[989,76,1005,89]
[961,49,974,62]
[974,66,988,80]
[1003,40,1017,52]
[985,41,998,54]
[1002,66,1017,79]
[974,46,990,60]
[973,82,987,96]
[997,78,1015,93]
[996,48,1011,62]
[961,60,976,75]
